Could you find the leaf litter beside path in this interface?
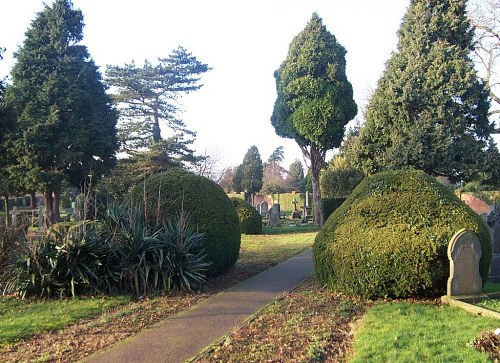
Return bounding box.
[0,232,316,362]
[194,277,367,363]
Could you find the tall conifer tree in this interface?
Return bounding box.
[271,13,357,226]
[356,0,497,182]
[9,0,118,224]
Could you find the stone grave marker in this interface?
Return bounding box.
[447,229,482,297]
[267,203,280,227]
[258,201,269,217]
[486,204,500,282]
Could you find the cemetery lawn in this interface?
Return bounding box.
[349,301,498,362]
[0,230,316,362]
[0,296,130,346]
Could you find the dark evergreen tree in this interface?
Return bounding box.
[271,13,357,226]
[286,159,306,192]
[356,0,497,183]
[240,145,263,194]
[9,0,118,224]
[232,165,244,193]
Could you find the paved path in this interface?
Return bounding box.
[85,248,314,363]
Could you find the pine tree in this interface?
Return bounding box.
[356,0,497,182]
[271,13,357,226]
[9,0,118,224]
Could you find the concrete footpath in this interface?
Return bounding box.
[84,248,314,363]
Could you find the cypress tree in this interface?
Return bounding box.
[356,0,497,182]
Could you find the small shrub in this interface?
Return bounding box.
[314,169,492,299]
[231,197,262,235]
[128,168,240,276]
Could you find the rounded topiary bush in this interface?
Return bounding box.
[230,197,262,235]
[313,169,492,299]
[128,168,240,276]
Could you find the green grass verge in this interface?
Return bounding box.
[262,225,319,235]
[0,296,130,346]
[483,281,500,294]
[476,298,500,313]
[239,231,315,267]
[350,301,498,362]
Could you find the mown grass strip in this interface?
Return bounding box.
[350,301,498,362]
[0,296,130,346]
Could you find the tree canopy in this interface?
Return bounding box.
[240,145,263,194]
[271,13,357,225]
[355,0,497,183]
[105,47,211,152]
[8,0,118,223]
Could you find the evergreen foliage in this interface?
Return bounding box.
[355,0,497,183]
[320,167,364,198]
[271,13,357,226]
[241,146,263,194]
[106,47,210,151]
[230,197,262,235]
[314,169,492,299]
[128,168,241,276]
[8,0,118,224]
[286,159,306,192]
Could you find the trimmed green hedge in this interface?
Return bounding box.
[230,198,262,235]
[129,168,241,276]
[314,169,492,299]
[322,197,346,221]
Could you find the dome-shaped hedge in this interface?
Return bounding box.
[313,169,492,299]
[230,197,262,235]
[129,168,240,276]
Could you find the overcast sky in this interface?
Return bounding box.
[0,0,413,169]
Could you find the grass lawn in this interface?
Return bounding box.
[0,296,130,346]
[350,301,498,362]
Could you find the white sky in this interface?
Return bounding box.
[0,0,413,170]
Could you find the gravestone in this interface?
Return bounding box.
[267,203,280,227]
[486,204,500,282]
[291,199,301,219]
[447,229,482,297]
[258,201,269,217]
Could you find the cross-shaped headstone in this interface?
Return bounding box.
[291,199,299,211]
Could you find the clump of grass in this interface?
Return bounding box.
[350,301,498,362]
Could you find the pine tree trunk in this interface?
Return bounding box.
[30,191,37,208]
[53,183,61,222]
[44,189,55,227]
[3,194,9,227]
[310,146,324,227]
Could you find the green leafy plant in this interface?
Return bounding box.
[314,169,492,299]
[230,197,262,235]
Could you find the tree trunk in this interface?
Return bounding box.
[310,146,324,227]
[53,183,61,223]
[30,191,37,208]
[44,189,55,227]
[3,194,10,227]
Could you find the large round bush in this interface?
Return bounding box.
[129,168,240,276]
[230,197,262,235]
[314,169,492,299]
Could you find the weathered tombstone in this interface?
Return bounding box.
[258,201,269,217]
[447,229,483,296]
[267,203,280,227]
[486,204,500,282]
[291,199,301,219]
